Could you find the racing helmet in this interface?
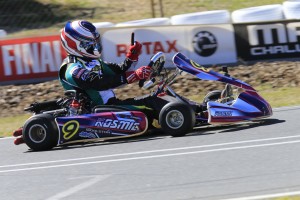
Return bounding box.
[60,20,102,59]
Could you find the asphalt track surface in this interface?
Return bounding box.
[1,106,300,200]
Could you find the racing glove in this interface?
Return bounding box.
[126,66,152,84]
[126,41,142,62]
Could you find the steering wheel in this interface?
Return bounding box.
[139,51,166,89]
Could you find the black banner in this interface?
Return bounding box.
[233,19,300,62]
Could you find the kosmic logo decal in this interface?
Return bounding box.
[193,31,218,57]
[95,118,140,131]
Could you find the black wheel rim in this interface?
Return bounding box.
[28,124,47,143]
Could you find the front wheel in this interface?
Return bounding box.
[22,114,58,151]
[159,102,195,137]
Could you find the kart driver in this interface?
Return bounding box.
[59,20,168,120]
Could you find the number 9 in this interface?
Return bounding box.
[62,120,79,140]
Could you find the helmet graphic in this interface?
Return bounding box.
[60,20,102,59]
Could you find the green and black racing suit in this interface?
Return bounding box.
[59,55,168,119]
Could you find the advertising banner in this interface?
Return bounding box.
[0,25,237,85]
[233,19,300,62]
[100,24,237,70]
[0,35,66,85]
[101,27,184,70]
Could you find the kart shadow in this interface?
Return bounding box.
[55,119,285,151]
[188,118,285,136]
[63,131,169,150]
[25,129,169,153]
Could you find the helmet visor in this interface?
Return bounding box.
[80,34,102,55]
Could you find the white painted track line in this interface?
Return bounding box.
[223,190,300,200]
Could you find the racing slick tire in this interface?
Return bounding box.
[171,10,231,25]
[283,1,300,19]
[116,18,170,27]
[22,114,58,151]
[231,4,283,23]
[159,102,195,137]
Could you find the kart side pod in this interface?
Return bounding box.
[22,111,148,151]
[56,111,148,145]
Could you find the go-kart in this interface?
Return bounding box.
[13,51,272,151]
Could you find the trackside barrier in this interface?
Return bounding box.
[234,19,300,62]
[0,35,66,85]
[1,19,300,85]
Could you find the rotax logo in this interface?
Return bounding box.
[193,31,218,57]
[116,40,179,57]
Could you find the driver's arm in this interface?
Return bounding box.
[67,64,128,91]
[104,58,134,74]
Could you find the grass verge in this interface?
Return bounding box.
[0,114,31,138]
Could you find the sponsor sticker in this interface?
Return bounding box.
[95,118,140,131]
[214,111,233,117]
[79,131,97,139]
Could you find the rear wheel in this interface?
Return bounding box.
[22,114,58,151]
[159,102,195,137]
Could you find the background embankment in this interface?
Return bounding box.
[1,60,300,118]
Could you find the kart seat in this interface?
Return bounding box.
[93,105,130,113]
[220,84,234,103]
